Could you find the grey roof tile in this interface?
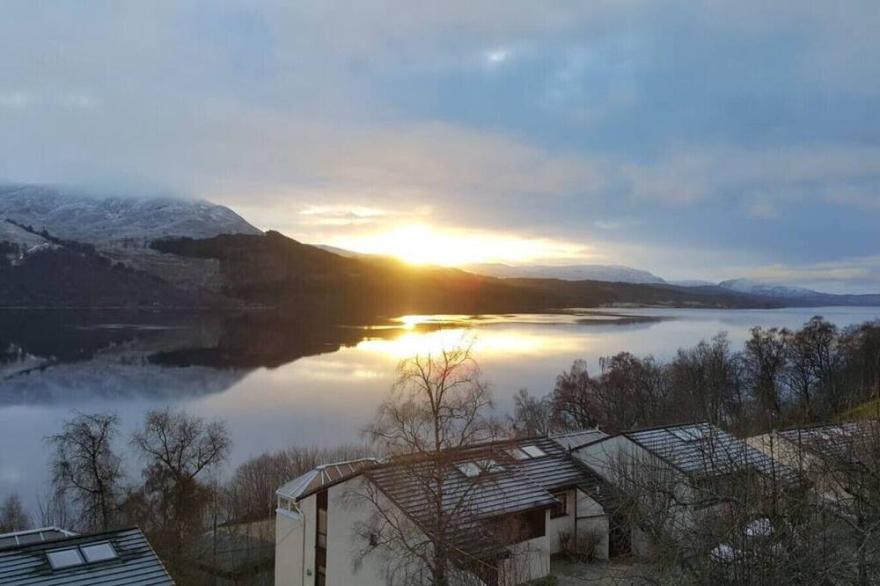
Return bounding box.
[625,422,797,482]
[0,527,173,585]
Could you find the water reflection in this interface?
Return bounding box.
[1,306,879,509]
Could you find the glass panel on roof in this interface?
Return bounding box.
[507,448,529,460]
[0,536,17,548]
[482,459,505,473]
[456,462,482,477]
[47,548,85,570]
[456,459,505,477]
[81,542,118,563]
[17,533,43,545]
[671,427,705,442]
[521,445,546,458]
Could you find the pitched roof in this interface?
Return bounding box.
[777,421,879,465]
[274,436,618,557]
[623,422,796,482]
[365,436,618,552]
[276,458,379,502]
[0,527,173,585]
[549,428,609,451]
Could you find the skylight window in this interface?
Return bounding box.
[456,459,505,478]
[670,427,706,442]
[81,542,117,563]
[457,462,481,478]
[47,548,85,570]
[507,448,529,460]
[521,445,546,458]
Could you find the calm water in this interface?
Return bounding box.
[2,306,879,509]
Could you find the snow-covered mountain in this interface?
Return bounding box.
[465,262,667,285]
[718,278,819,298]
[0,218,48,248]
[0,183,261,244]
[669,279,716,287]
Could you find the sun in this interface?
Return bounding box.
[330,224,588,267]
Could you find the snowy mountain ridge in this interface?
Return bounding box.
[718,278,819,298]
[462,262,667,284]
[0,183,261,245]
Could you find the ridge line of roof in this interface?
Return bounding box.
[0,526,146,554]
[621,420,710,436]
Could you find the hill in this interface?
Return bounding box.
[0,241,217,308]
[151,231,781,315]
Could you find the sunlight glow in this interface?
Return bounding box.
[331,224,589,266]
[357,327,583,360]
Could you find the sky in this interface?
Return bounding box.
[0,1,878,293]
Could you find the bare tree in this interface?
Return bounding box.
[743,327,788,426]
[131,408,230,578]
[357,341,500,585]
[550,359,599,430]
[668,334,744,428]
[509,388,552,436]
[596,352,668,432]
[550,354,667,434]
[0,494,30,533]
[47,411,122,532]
[224,443,371,523]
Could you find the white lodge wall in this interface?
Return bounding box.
[575,490,609,561]
[325,478,389,586]
[545,488,575,553]
[275,493,316,586]
[498,512,551,586]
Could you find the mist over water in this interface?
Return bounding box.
[1,306,879,510]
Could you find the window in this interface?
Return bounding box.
[316,490,328,583]
[550,491,568,519]
[81,542,117,563]
[494,509,546,545]
[47,548,84,570]
[507,448,529,461]
[279,496,301,514]
[456,459,505,478]
[521,445,547,459]
[671,427,706,442]
[457,462,482,478]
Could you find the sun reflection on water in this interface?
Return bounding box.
[358,323,585,360]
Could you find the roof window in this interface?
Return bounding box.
[47,548,85,570]
[81,542,118,563]
[521,445,547,458]
[456,459,505,478]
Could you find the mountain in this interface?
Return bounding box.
[0,182,875,311]
[0,183,261,245]
[463,263,667,284]
[718,278,819,298]
[669,279,715,287]
[0,219,48,249]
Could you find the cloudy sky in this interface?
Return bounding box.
[1,1,878,292]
